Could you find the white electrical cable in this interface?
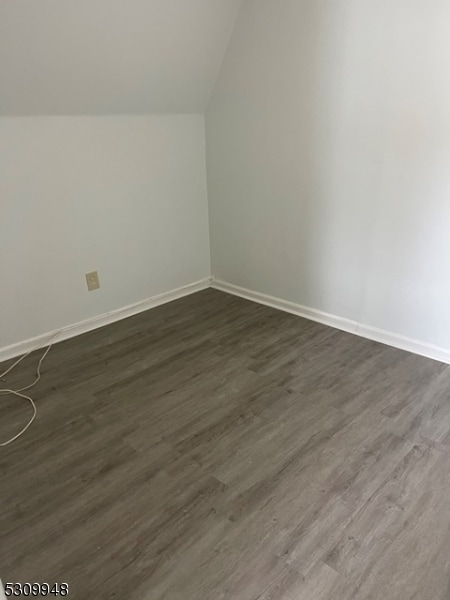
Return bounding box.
[0,333,59,447]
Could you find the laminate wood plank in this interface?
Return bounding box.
[1,289,450,599]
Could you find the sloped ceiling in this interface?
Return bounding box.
[0,0,242,114]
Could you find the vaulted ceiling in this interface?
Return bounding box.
[0,0,242,115]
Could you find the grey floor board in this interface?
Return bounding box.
[1,288,450,599]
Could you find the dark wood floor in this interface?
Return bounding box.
[1,289,450,599]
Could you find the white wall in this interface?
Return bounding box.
[0,0,243,114]
[207,0,450,351]
[0,115,210,349]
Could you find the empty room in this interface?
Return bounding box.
[1,1,450,598]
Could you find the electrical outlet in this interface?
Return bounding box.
[85,271,100,291]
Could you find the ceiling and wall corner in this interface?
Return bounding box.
[2,0,450,366]
[0,0,243,115]
[0,1,245,349]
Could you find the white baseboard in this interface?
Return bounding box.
[211,279,359,334]
[356,323,450,365]
[3,276,449,366]
[0,278,211,363]
[211,278,450,365]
